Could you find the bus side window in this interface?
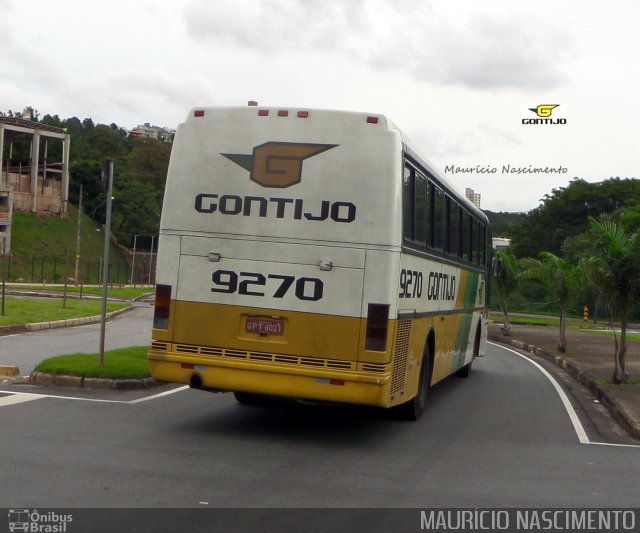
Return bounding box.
[478,223,487,266]
[469,217,477,264]
[402,165,414,241]
[447,197,459,257]
[414,173,427,245]
[433,185,444,250]
[461,210,470,262]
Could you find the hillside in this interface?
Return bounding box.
[6,204,131,284]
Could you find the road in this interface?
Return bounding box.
[1,339,639,512]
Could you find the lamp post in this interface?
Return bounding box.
[99,161,114,366]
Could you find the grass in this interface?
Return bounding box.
[579,328,640,342]
[9,284,153,300]
[0,296,129,326]
[35,346,150,379]
[489,312,559,327]
[6,205,131,284]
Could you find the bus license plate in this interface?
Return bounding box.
[245,317,284,336]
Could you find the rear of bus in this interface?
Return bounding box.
[148,106,403,407]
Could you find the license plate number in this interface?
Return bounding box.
[245,317,284,336]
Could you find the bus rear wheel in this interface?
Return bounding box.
[395,352,429,421]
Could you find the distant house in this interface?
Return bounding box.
[0,115,70,254]
[492,237,511,249]
[129,123,175,143]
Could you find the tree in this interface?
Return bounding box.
[491,248,522,336]
[510,178,640,258]
[583,217,640,384]
[126,137,171,191]
[519,252,581,352]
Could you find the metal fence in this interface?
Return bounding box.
[2,253,156,286]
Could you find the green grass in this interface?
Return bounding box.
[9,284,153,300]
[35,346,150,379]
[489,312,559,327]
[6,205,131,284]
[579,328,640,342]
[0,296,129,326]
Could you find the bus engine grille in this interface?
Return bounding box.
[391,320,411,395]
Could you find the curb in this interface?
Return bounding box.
[0,305,133,337]
[0,365,20,376]
[489,332,640,441]
[27,372,159,390]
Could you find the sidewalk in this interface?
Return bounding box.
[488,320,640,440]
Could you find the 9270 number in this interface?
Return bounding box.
[211,270,323,301]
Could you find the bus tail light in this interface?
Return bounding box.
[153,284,171,329]
[365,303,390,351]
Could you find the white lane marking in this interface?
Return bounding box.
[128,385,190,404]
[0,393,43,407]
[490,342,640,448]
[0,385,189,405]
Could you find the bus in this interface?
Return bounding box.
[148,105,491,420]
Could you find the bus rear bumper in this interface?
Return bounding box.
[148,349,392,408]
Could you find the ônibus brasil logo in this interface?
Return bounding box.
[222,142,338,188]
[522,104,567,125]
[8,509,73,532]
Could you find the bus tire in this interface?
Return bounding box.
[455,361,472,378]
[395,350,430,421]
[457,324,481,378]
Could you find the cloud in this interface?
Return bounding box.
[183,0,573,90]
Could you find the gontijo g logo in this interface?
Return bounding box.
[222,142,338,188]
[522,104,567,125]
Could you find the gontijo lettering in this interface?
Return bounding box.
[195,193,357,223]
[399,268,456,301]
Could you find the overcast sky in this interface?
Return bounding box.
[2,0,639,212]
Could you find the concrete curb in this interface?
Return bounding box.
[489,332,640,441]
[28,372,159,390]
[0,305,133,337]
[0,365,20,376]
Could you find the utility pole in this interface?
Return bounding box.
[99,161,114,366]
[1,238,6,317]
[130,235,138,288]
[148,235,155,286]
[74,183,83,285]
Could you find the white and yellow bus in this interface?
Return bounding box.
[148,105,491,420]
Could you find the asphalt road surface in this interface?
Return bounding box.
[1,340,639,511]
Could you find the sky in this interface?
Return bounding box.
[2,0,639,213]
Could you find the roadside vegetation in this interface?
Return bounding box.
[35,346,150,379]
[7,285,152,300]
[0,297,129,327]
[488,177,640,384]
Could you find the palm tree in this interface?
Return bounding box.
[519,252,581,353]
[492,248,521,336]
[583,217,640,384]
